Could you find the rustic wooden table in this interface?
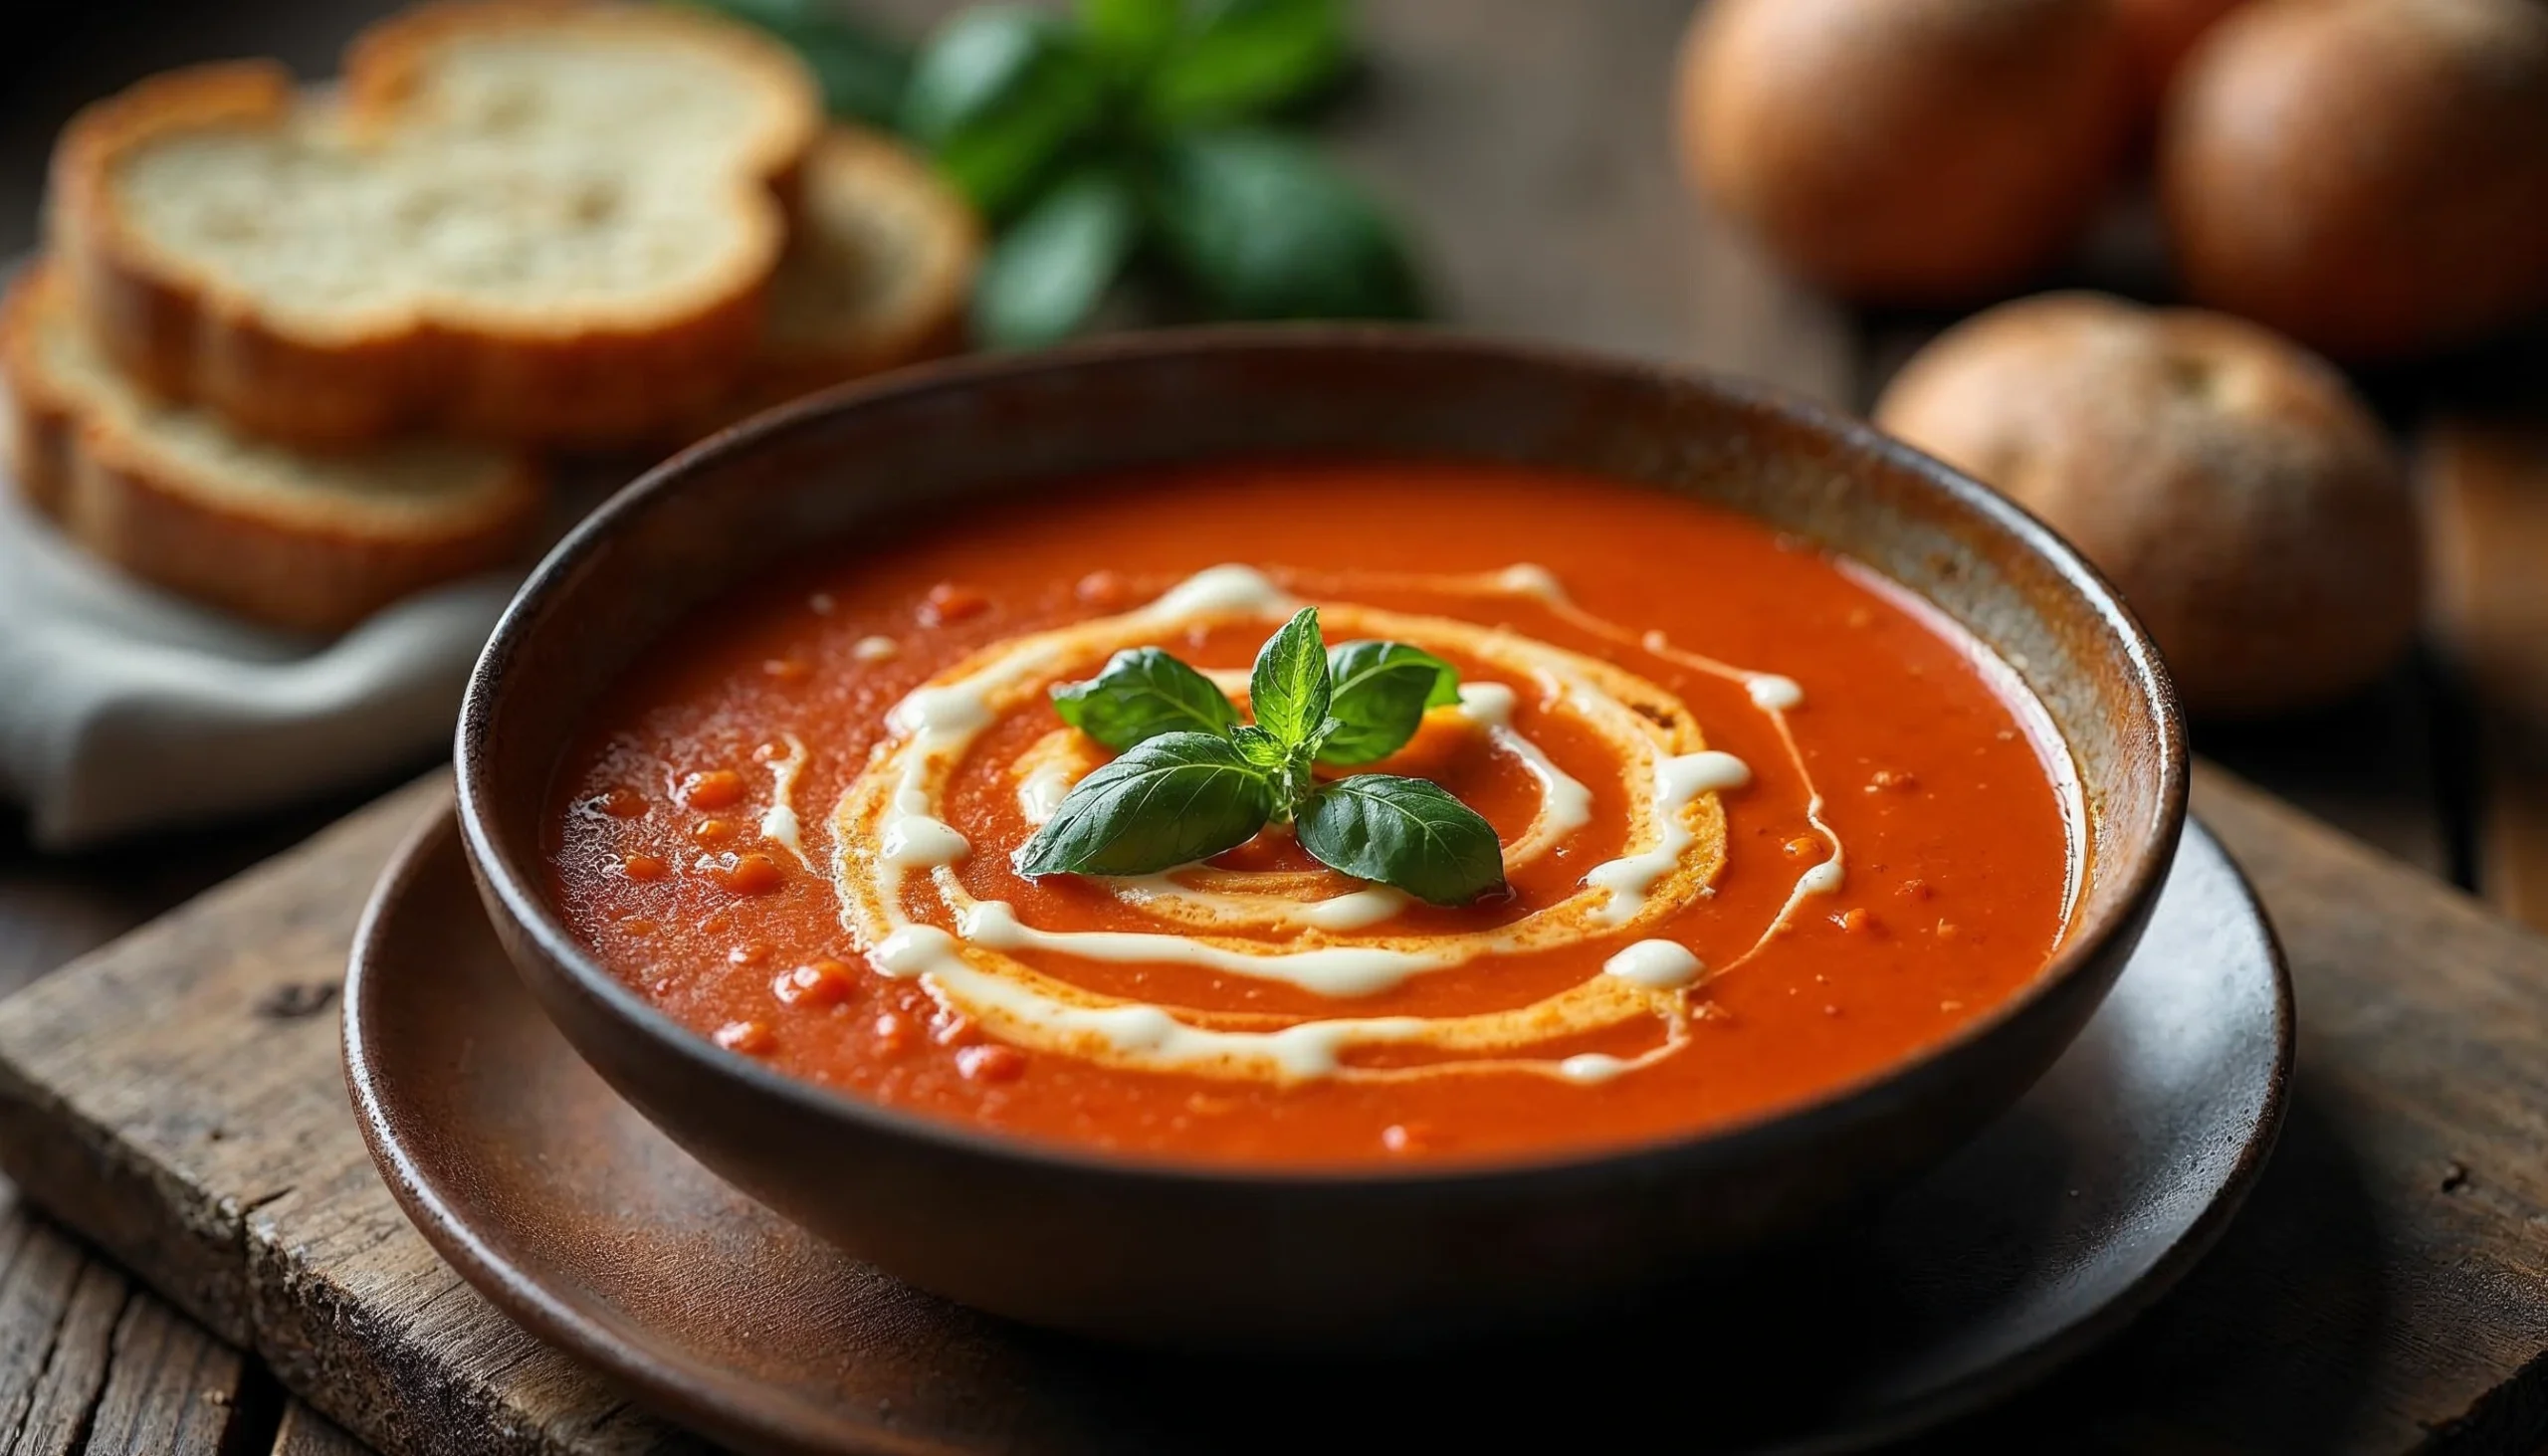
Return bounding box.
[0,2,2540,1453]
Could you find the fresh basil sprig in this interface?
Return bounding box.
[971,167,1143,346]
[1018,608,1504,905]
[1050,645,1240,748]
[898,8,1110,220]
[1296,774,1505,909]
[1320,639,1457,765]
[1246,605,1333,749]
[1150,127,1423,322]
[704,0,1422,348]
[1014,731,1274,876]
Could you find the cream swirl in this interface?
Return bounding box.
[818,565,1843,1085]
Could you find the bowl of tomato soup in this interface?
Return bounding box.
[457,330,2184,1347]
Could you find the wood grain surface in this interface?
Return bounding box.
[0,1183,269,1455]
[0,779,688,1456]
[272,1403,370,1456]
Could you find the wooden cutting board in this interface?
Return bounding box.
[0,765,2544,1454]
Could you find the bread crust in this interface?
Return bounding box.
[3,264,544,635]
[1874,291,2420,717]
[748,127,980,397]
[679,125,980,434]
[51,3,823,448]
[1677,0,2136,304]
[2158,0,2548,360]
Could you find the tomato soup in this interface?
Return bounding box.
[547,462,2078,1167]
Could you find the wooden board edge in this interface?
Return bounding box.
[0,1060,256,1350]
[0,779,452,1372]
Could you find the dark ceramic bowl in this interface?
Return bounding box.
[456,329,2186,1350]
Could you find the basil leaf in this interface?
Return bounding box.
[1016,731,1274,876]
[1081,0,1178,70]
[1051,646,1240,749]
[1230,724,1289,769]
[1248,606,1332,747]
[1296,774,1505,907]
[1150,128,1424,321]
[1320,641,1459,765]
[1146,0,1349,128]
[901,8,1107,218]
[1334,642,1461,709]
[974,168,1141,347]
[684,0,913,124]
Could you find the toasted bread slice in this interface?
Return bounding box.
[4,263,542,634]
[711,124,981,423]
[51,3,821,448]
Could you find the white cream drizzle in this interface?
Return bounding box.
[1558,1053,1634,1084]
[866,925,1435,1080]
[1747,674,1804,712]
[1016,757,1075,826]
[823,562,1864,1088]
[758,733,808,865]
[1456,683,1593,864]
[1584,751,1752,926]
[1532,594,1850,963]
[1299,887,1410,931]
[1495,562,1567,602]
[957,900,1431,997]
[880,811,969,869]
[1106,876,1416,935]
[1603,938,1703,989]
[1145,563,1299,619]
[939,954,1430,1080]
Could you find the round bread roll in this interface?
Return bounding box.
[2159,0,2548,360]
[1874,293,2419,718]
[1676,0,2137,304]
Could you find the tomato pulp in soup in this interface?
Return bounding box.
[549,462,2078,1167]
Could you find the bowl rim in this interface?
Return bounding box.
[456,322,2189,1193]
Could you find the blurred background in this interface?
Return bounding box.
[1,0,2541,939]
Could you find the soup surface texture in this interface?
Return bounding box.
[549,462,2076,1167]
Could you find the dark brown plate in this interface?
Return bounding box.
[346,806,2289,1456]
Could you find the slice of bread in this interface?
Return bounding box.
[714,124,982,422]
[4,263,543,634]
[51,2,822,448]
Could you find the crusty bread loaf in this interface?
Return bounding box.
[3,263,542,634]
[50,2,822,448]
[1874,292,2419,718]
[713,125,980,422]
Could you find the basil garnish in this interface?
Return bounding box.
[1248,606,1333,748]
[1296,774,1506,908]
[1017,609,1506,904]
[1140,0,1350,129]
[973,167,1143,349]
[1320,640,1458,765]
[899,9,1108,220]
[1150,127,1426,323]
[1050,646,1240,749]
[1013,731,1275,876]
[710,0,1420,346]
